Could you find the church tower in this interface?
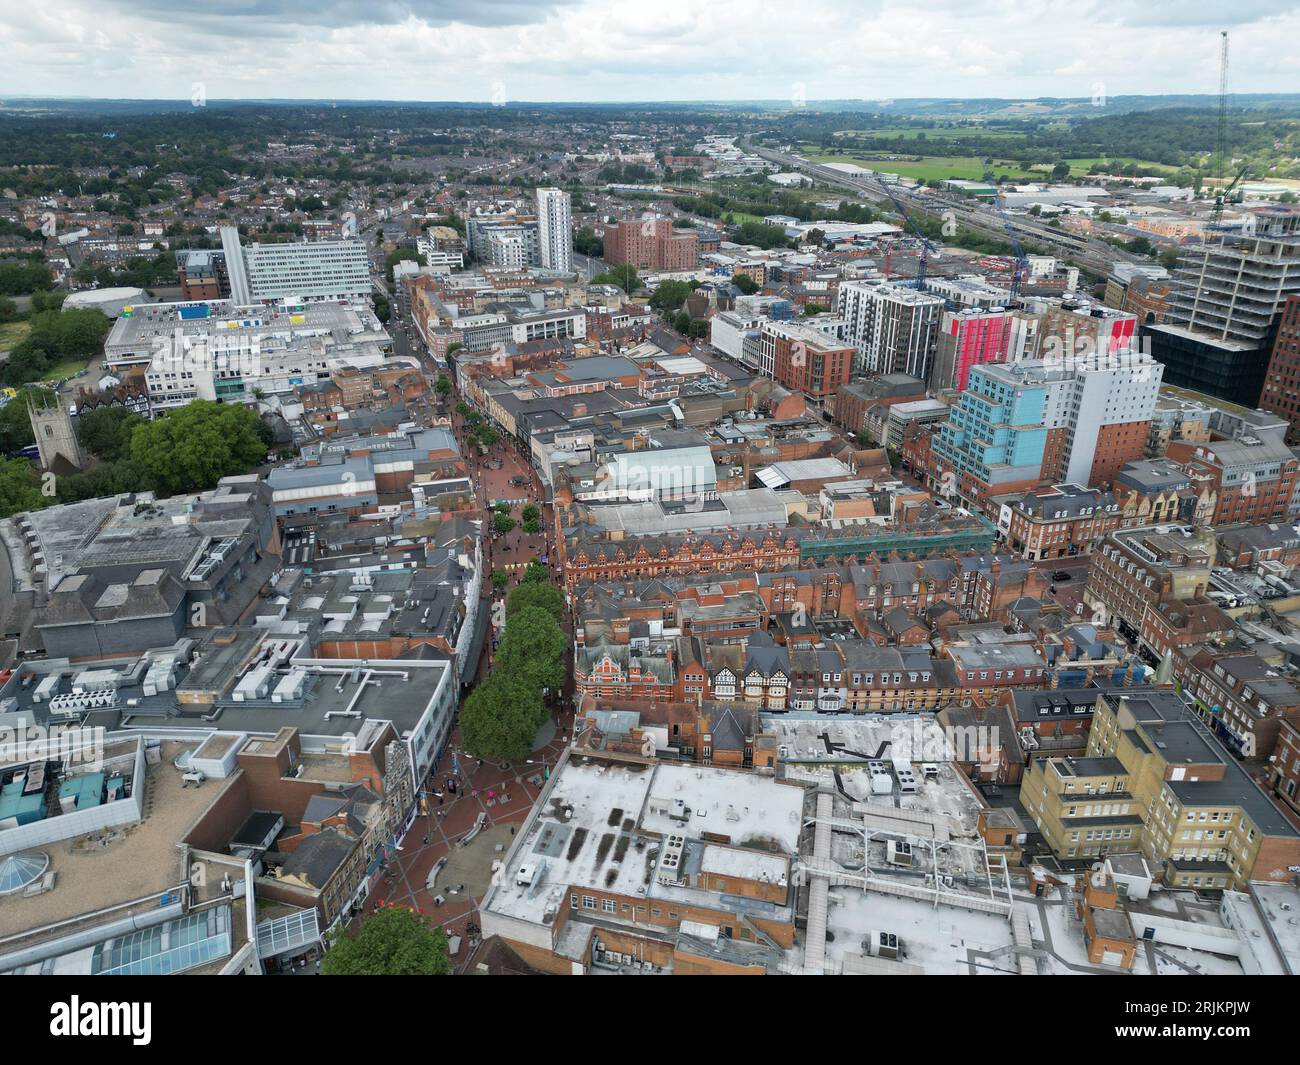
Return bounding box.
[27,396,84,472]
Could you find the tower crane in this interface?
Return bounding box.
[993,191,1030,302]
[883,188,938,291]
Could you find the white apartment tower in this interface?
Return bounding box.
[836,280,945,379]
[536,187,573,273]
[219,225,370,304]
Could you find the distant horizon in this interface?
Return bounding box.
[3,90,1300,110]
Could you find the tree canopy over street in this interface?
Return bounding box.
[321,905,451,976]
[460,603,568,760]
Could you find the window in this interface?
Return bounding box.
[601,899,616,914]
[582,895,596,910]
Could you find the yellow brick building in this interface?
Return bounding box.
[1021,690,1300,890]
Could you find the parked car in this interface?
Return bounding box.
[1050,571,1073,582]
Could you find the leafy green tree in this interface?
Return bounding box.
[128,401,268,496]
[321,905,450,976]
[0,386,55,453]
[54,459,148,504]
[459,672,546,761]
[648,280,693,312]
[506,581,564,623]
[521,560,549,583]
[573,226,603,257]
[591,263,640,294]
[0,261,51,296]
[436,374,452,397]
[521,503,539,523]
[497,605,567,692]
[384,247,425,283]
[0,307,111,385]
[522,515,541,534]
[491,569,509,591]
[731,273,759,294]
[731,221,794,250]
[77,405,143,462]
[0,457,45,518]
[494,512,517,535]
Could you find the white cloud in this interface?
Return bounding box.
[1,0,1298,101]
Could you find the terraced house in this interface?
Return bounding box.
[700,631,790,710]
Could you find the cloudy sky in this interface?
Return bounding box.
[2,1,1298,103]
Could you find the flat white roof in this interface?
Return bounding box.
[484,758,805,928]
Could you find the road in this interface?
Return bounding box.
[744,142,1141,278]
[333,374,569,970]
[571,250,605,280]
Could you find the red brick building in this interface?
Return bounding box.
[763,322,854,400]
[1269,717,1300,818]
[1260,293,1300,444]
[1167,433,1300,527]
[603,217,699,271]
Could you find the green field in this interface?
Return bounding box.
[1062,157,1182,177]
[0,321,30,352]
[40,358,88,383]
[801,148,1034,182]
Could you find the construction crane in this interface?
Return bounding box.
[1210,162,1251,230]
[992,191,1030,302]
[1210,30,1237,230]
[882,188,937,290]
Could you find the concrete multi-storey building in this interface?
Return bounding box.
[1146,210,1300,405]
[535,187,573,273]
[466,211,540,266]
[931,362,1054,507]
[1036,299,1137,360]
[106,301,392,381]
[709,309,764,362]
[835,280,944,379]
[927,354,1163,511]
[930,307,1013,391]
[219,225,371,304]
[479,754,803,974]
[1021,689,1300,890]
[1038,352,1164,486]
[176,248,229,301]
